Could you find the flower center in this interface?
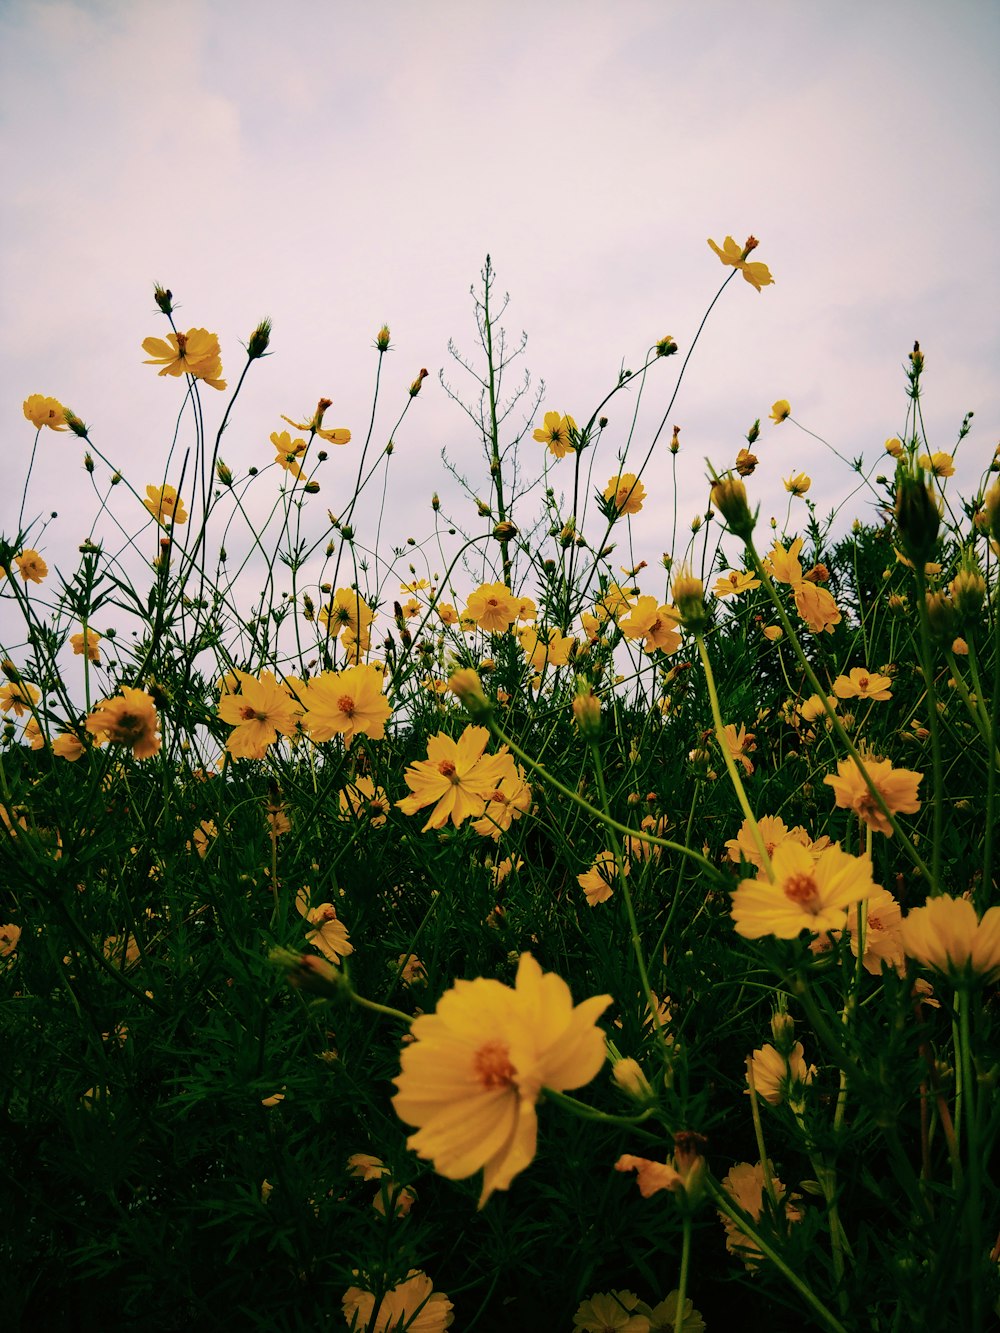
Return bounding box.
[337,694,356,717]
[783,872,820,912]
[858,676,869,691]
[472,1039,515,1091]
[437,759,458,782]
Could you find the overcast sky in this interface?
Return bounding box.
[2,0,997,637]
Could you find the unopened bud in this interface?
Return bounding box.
[895,472,940,567]
[375,324,391,352]
[153,284,173,315]
[611,1056,654,1105]
[247,318,272,360]
[493,520,518,542]
[572,687,602,738]
[447,668,491,718]
[409,368,429,397]
[710,475,756,541]
[215,459,233,486]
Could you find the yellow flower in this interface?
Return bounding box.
[847,887,905,975]
[799,692,837,724]
[724,814,811,872]
[578,850,623,906]
[143,484,188,527]
[762,625,783,642]
[770,399,791,424]
[190,820,217,858]
[764,537,804,587]
[604,473,646,516]
[515,595,537,621]
[218,670,303,759]
[464,582,518,633]
[573,1291,650,1333]
[747,1042,813,1105]
[635,1291,705,1333]
[23,394,68,431]
[300,663,391,747]
[823,755,922,835]
[15,550,48,584]
[884,437,904,459]
[533,410,577,458]
[731,842,880,939]
[0,923,22,957]
[303,902,354,964]
[832,667,892,701]
[392,952,610,1206]
[436,602,459,626]
[784,472,811,496]
[281,400,351,445]
[318,587,374,645]
[713,569,760,599]
[342,1270,454,1333]
[85,687,161,759]
[519,626,576,673]
[142,328,226,390]
[0,680,40,718]
[722,723,756,775]
[396,725,513,831]
[270,430,308,478]
[794,583,841,633]
[71,627,101,663]
[619,598,681,655]
[338,775,390,826]
[917,451,955,478]
[901,894,1000,982]
[707,235,774,292]
[718,1162,802,1267]
[52,731,87,761]
[471,763,531,840]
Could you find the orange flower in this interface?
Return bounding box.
[731,842,879,939]
[143,484,188,527]
[23,394,68,431]
[464,582,518,632]
[396,725,513,831]
[794,583,841,633]
[71,627,102,663]
[533,410,577,458]
[15,550,48,583]
[832,667,892,701]
[578,851,623,906]
[823,756,922,835]
[218,670,302,759]
[85,687,161,759]
[300,663,391,746]
[603,473,646,516]
[142,328,226,390]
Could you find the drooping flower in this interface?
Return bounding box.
[15,550,48,583]
[396,725,513,831]
[832,667,892,701]
[707,235,774,292]
[141,328,226,390]
[392,952,611,1206]
[846,887,905,974]
[604,473,646,516]
[85,688,161,759]
[143,484,188,527]
[917,451,955,478]
[770,399,791,424]
[52,730,87,761]
[533,410,577,458]
[23,394,68,431]
[764,536,804,587]
[218,670,303,759]
[280,400,350,445]
[823,755,922,835]
[342,1269,454,1333]
[901,894,1000,983]
[300,664,391,746]
[794,582,841,633]
[303,903,354,964]
[722,723,756,776]
[731,841,880,939]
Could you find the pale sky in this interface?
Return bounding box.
[2,0,997,639]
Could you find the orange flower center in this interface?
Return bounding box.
[858,676,869,691]
[437,759,458,782]
[338,694,356,717]
[783,872,820,912]
[472,1039,515,1091]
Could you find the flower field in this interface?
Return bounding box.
[2,242,997,1332]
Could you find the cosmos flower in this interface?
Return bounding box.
[713,569,761,598]
[15,550,48,583]
[533,410,577,458]
[71,627,102,663]
[901,894,1000,983]
[338,775,390,826]
[770,399,791,424]
[823,755,922,835]
[218,670,302,759]
[718,1161,802,1267]
[604,473,646,516]
[832,667,892,701]
[142,328,226,390]
[23,394,68,431]
[578,850,622,906]
[300,664,391,746]
[85,687,161,759]
[707,235,774,292]
[746,1041,814,1106]
[464,582,518,632]
[342,1269,453,1333]
[392,952,610,1206]
[731,841,880,939]
[143,484,188,527]
[396,725,514,831]
[784,473,811,496]
[280,400,351,444]
[794,583,841,633]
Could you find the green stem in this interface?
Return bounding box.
[913,570,944,892]
[674,1211,692,1333]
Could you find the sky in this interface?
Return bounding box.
[1,0,998,647]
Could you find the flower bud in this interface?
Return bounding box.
[493,520,518,542]
[950,567,986,620]
[83,453,95,473]
[671,565,709,632]
[215,459,233,486]
[247,318,272,360]
[447,668,491,718]
[895,472,940,568]
[153,284,173,315]
[656,335,677,357]
[304,481,320,494]
[670,425,680,454]
[746,418,760,446]
[611,1057,655,1105]
[710,476,756,541]
[375,324,391,351]
[572,687,602,738]
[64,410,88,438]
[409,368,429,397]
